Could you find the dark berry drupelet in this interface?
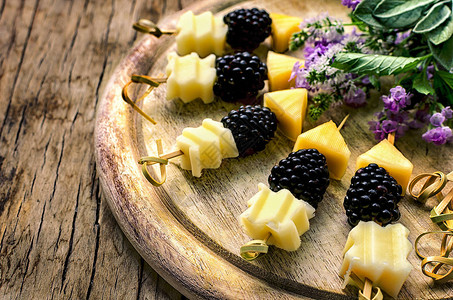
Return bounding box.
[343,163,403,227]
[221,105,277,157]
[213,52,267,104]
[268,149,330,208]
[223,8,272,51]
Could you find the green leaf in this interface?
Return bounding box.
[374,0,435,17]
[429,35,453,71]
[368,74,381,89]
[353,0,385,28]
[413,2,451,33]
[374,0,435,28]
[434,72,453,106]
[437,70,453,89]
[427,16,453,45]
[349,13,369,32]
[332,53,431,76]
[413,71,435,95]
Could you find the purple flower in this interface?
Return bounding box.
[390,86,411,107]
[382,95,399,112]
[422,127,453,145]
[342,0,361,10]
[426,65,435,80]
[290,61,303,81]
[395,30,411,45]
[430,113,445,127]
[382,120,398,133]
[406,107,430,129]
[344,88,367,108]
[409,119,427,129]
[361,76,371,85]
[381,86,411,112]
[368,120,386,140]
[387,110,409,123]
[396,123,410,137]
[442,106,452,119]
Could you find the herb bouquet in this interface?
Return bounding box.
[289,0,453,145]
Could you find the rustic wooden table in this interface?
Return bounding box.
[0,0,192,298]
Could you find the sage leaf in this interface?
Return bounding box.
[332,53,430,76]
[413,2,451,33]
[427,16,453,45]
[353,0,385,28]
[429,35,453,71]
[413,71,435,95]
[434,72,453,106]
[374,0,435,28]
[437,70,453,90]
[374,0,435,17]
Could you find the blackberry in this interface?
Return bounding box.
[213,52,267,104]
[268,149,330,208]
[221,105,277,157]
[223,8,272,51]
[343,163,403,227]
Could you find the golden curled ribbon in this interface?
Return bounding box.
[414,230,453,283]
[121,74,167,125]
[240,239,269,261]
[348,273,383,300]
[408,171,447,204]
[138,140,168,187]
[132,19,176,37]
[409,171,453,282]
[138,140,184,187]
[240,233,271,261]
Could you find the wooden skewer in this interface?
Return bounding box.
[142,149,184,166]
[363,277,373,299]
[447,171,453,181]
[338,114,350,131]
[387,132,395,145]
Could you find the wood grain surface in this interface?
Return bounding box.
[95,0,453,300]
[0,0,193,299]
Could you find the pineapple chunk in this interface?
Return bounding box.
[356,139,413,195]
[293,121,350,180]
[267,51,303,92]
[270,13,303,53]
[263,89,308,141]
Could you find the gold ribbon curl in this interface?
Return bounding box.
[133,19,176,37]
[240,233,271,261]
[138,139,168,186]
[121,74,167,125]
[348,273,383,300]
[409,171,453,282]
[138,140,184,187]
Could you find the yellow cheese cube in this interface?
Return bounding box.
[270,13,303,53]
[263,89,308,141]
[240,183,315,251]
[176,11,227,57]
[293,120,350,180]
[267,51,303,91]
[340,221,412,299]
[166,52,216,104]
[176,119,238,177]
[356,139,413,195]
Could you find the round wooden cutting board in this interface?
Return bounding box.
[95,0,453,298]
